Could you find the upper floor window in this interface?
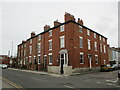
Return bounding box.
[79,26,83,33]
[87,29,90,36]
[49,30,52,37]
[103,38,105,42]
[60,25,64,32]
[48,53,52,65]
[38,35,41,41]
[38,43,41,53]
[24,44,26,47]
[60,36,65,48]
[80,52,84,64]
[49,39,52,50]
[79,36,83,48]
[94,42,97,51]
[100,43,102,52]
[104,45,106,53]
[94,33,96,38]
[87,39,91,50]
[30,39,32,44]
[99,36,102,41]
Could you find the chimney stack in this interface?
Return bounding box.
[22,40,26,43]
[64,12,75,22]
[77,18,83,25]
[44,25,50,31]
[54,20,61,26]
[31,31,35,38]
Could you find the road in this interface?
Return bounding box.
[2,68,120,89]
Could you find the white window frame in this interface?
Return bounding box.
[38,54,41,64]
[87,29,90,36]
[79,36,83,48]
[48,53,52,65]
[100,44,102,52]
[95,54,98,64]
[79,26,83,33]
[49,30,52,37]
[38,35,41,41]
[60,25,64,32]
[38,43,41,53]
[103,38,105,42]
[30,39,32,44]
[94,42,97,51]
[80,52,84,64]
[104,45,106,53]
[49,39,52,50]
[87,39,91,50]
[60,36,65,48]
[99,36,101,41]
[94,33,96,38]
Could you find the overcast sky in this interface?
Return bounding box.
[0,0,118,56]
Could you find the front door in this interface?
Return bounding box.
[60,53,68,74]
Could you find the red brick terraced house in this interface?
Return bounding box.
[17,12,109,74]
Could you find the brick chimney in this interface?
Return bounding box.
[44,25,50,31]
[31,31,35,38]
[77,18,83,25]
[64,12,75,22]
[54,20,61,26]
[22,40,26,43]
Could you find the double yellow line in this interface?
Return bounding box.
[1,77,26,90]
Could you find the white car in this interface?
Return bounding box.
[0,64,8,69]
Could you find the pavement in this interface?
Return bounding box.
[2,68,120,88]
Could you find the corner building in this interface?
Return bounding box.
[17,12,109,74]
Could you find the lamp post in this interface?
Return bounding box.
[10,42,13,67]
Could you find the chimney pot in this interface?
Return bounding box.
[44,25,50,31]
[31,31,35,38]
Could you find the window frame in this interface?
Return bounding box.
[79,36,83,48]
[49,39,52,50]
[60,25,64,32]
[60,36,65,48]
[48,53,52,65]
[80,52,84,64]
[87,39,91,50]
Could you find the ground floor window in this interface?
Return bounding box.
[104,60,106,65]
[38,55,41,64]
[49,53,52,65]
[80,52,84,64]
[95,55,98,64]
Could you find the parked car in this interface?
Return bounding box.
[118,70,120,78]
[0,64,8,69]
[111,64,118,70]
[100,64,112,71]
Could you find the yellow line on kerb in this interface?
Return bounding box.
[1,77,26,90]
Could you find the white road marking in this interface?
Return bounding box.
[96,82,101,84]
[107,83,113,85]
[106,78,119,83]
[64,85,75,88]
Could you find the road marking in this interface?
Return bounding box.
[96,82,101,84]
[2,77,26,90]
[64,85,75,88]
[106,78,119,83]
